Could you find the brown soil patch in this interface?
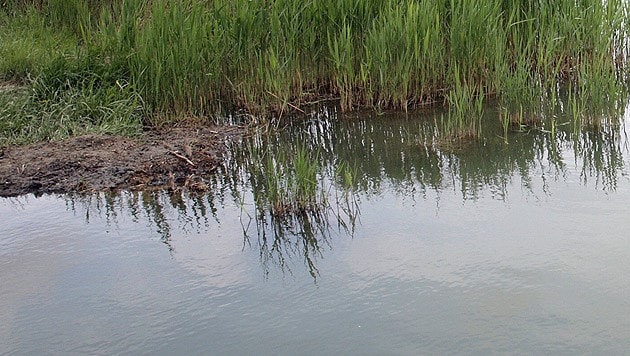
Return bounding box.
[0,126,243,197]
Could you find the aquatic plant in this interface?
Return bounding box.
[3,0,627,118]
[439,71,485,144]
[255,145,323,217]
[0,0,628,145]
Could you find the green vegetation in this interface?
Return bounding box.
[250,145,323,217]
[1,0,629,145]
[0,6,143,146]
[0,56,143,146]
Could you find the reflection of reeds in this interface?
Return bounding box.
[226,133,363,278]
[59,97,630,280]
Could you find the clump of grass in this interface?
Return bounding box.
[0,54,143,147]
[293,147,319,208]
[333,160,360,233]
[438,72,485,145]
[335,160,358,192]
[0,85,142,147]
[252,145,324,218]
[0,3,143,146]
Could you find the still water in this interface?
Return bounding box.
[2,104,630,354]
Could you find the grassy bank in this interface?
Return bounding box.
[0,8,144,146]
[1,0,629,144]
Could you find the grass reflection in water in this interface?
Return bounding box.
[59,98,629,279]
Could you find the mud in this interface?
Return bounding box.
[0,126,243,197]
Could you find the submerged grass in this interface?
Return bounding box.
[255,145,323,217]
[1,0,629,141]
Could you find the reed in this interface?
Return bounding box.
[1,0,628,131]
[292,146,319,207]
[335,161,358,192]
[439,68,485,143]
[248,144,324,217]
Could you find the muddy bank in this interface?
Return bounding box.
[0,126,243,197]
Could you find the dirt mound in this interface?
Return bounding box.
[0,126,243,197]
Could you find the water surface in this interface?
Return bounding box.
[2,104,630,354]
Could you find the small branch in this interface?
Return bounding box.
[169,151,195,167]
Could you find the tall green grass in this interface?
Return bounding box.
[0,2,144,145]
[0,11,77,82]
[2,0,629,127]
[253,145,323,217]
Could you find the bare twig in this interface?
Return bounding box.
[169,151,195,167]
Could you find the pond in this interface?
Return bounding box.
[2,101,630,354]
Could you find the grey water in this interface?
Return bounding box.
[2,103,630,354]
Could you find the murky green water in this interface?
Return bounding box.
[2,103,630,354]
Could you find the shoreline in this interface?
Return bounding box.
[0,125,243,197]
